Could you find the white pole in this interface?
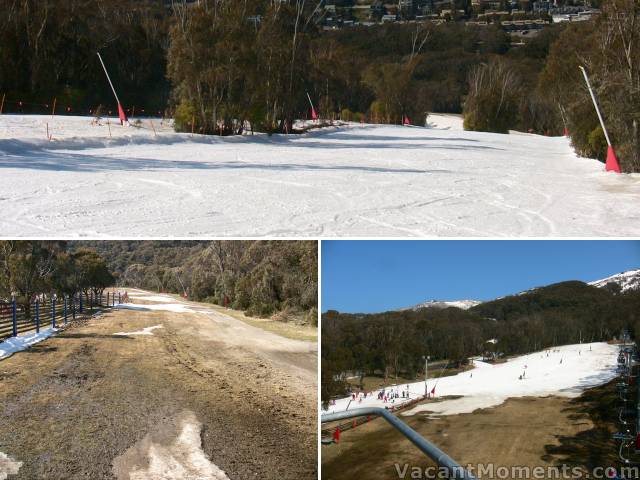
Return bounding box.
[424,356,428,396]
[97,52,122,107]
[306,92,316,112]
[579,66,612,146]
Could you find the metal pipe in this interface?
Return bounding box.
[321,407,476,479]
[578,66,612,146]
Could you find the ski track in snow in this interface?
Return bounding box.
[324,342,619,418]
[1,114,639,237]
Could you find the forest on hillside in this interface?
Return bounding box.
[0,241,115,313]
[321,281,640,401]
[0,241,317,324]
[1,0,637,170]
[80,240,318,324]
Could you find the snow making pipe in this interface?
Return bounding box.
[321,407,477,479]
[578,66,612,147]
[97,52,122,107]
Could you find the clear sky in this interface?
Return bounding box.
[321,240,640,313]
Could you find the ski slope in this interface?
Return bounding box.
[1,114,639,237]
[323,342,619,417]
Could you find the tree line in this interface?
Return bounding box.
[322,281,640,401]
[2,0,637,170]
[463,0,639,171]
[0,0,170,114]
[81,240,318,324]
[0,241,115,317]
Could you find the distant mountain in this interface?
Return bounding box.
[402,268,640,312]
[589,269,640,293]
[403,299,481,311]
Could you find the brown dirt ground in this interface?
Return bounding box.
[322,380,621,480]
[0,301,317,480]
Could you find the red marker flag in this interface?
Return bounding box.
[403,115,410,126]
[118,103,128,126]
[431,386,436,396]
[306,92,318,121]
[606,146,621,173]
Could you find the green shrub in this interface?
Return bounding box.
[174,100,196,133]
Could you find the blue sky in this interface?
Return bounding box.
[321,240,640,313]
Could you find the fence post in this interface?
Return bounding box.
[12,299,17,337]
[79,292,83,313]
[35,299,40,333]
[90,292,93,312]
[72,294,76,320]
[52,297,56,329]
[64,296,68,324]
[118,292,121,304]
[107,292,110,307]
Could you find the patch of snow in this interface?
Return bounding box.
[114,411,230,480]
[0,328,59,361]
[113,325,163,336]
[589,269,640,292]
[323,342,618,417]
[0,452,22,480]
[116,303,194,314]
[425,113,464,130]
[2,114,640,237]
[134,295,176,303]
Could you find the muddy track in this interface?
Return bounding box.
[0,303,317,480]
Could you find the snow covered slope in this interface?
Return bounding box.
[323,342,618,417]
[1,114,640,237]
[589,269,640,292]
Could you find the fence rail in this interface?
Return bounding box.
[0,291,124,342]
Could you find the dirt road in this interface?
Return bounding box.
[0,290,317,480]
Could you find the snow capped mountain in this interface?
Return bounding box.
[589,269,640,293]
[401,268,640,312]
[405,299,482,311]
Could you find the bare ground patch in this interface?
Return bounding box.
[322,383,619,480]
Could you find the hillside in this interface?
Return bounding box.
[77,240,318,322]
[321,278,640,400]
[402,268,640,311]
[589,269,640,293]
